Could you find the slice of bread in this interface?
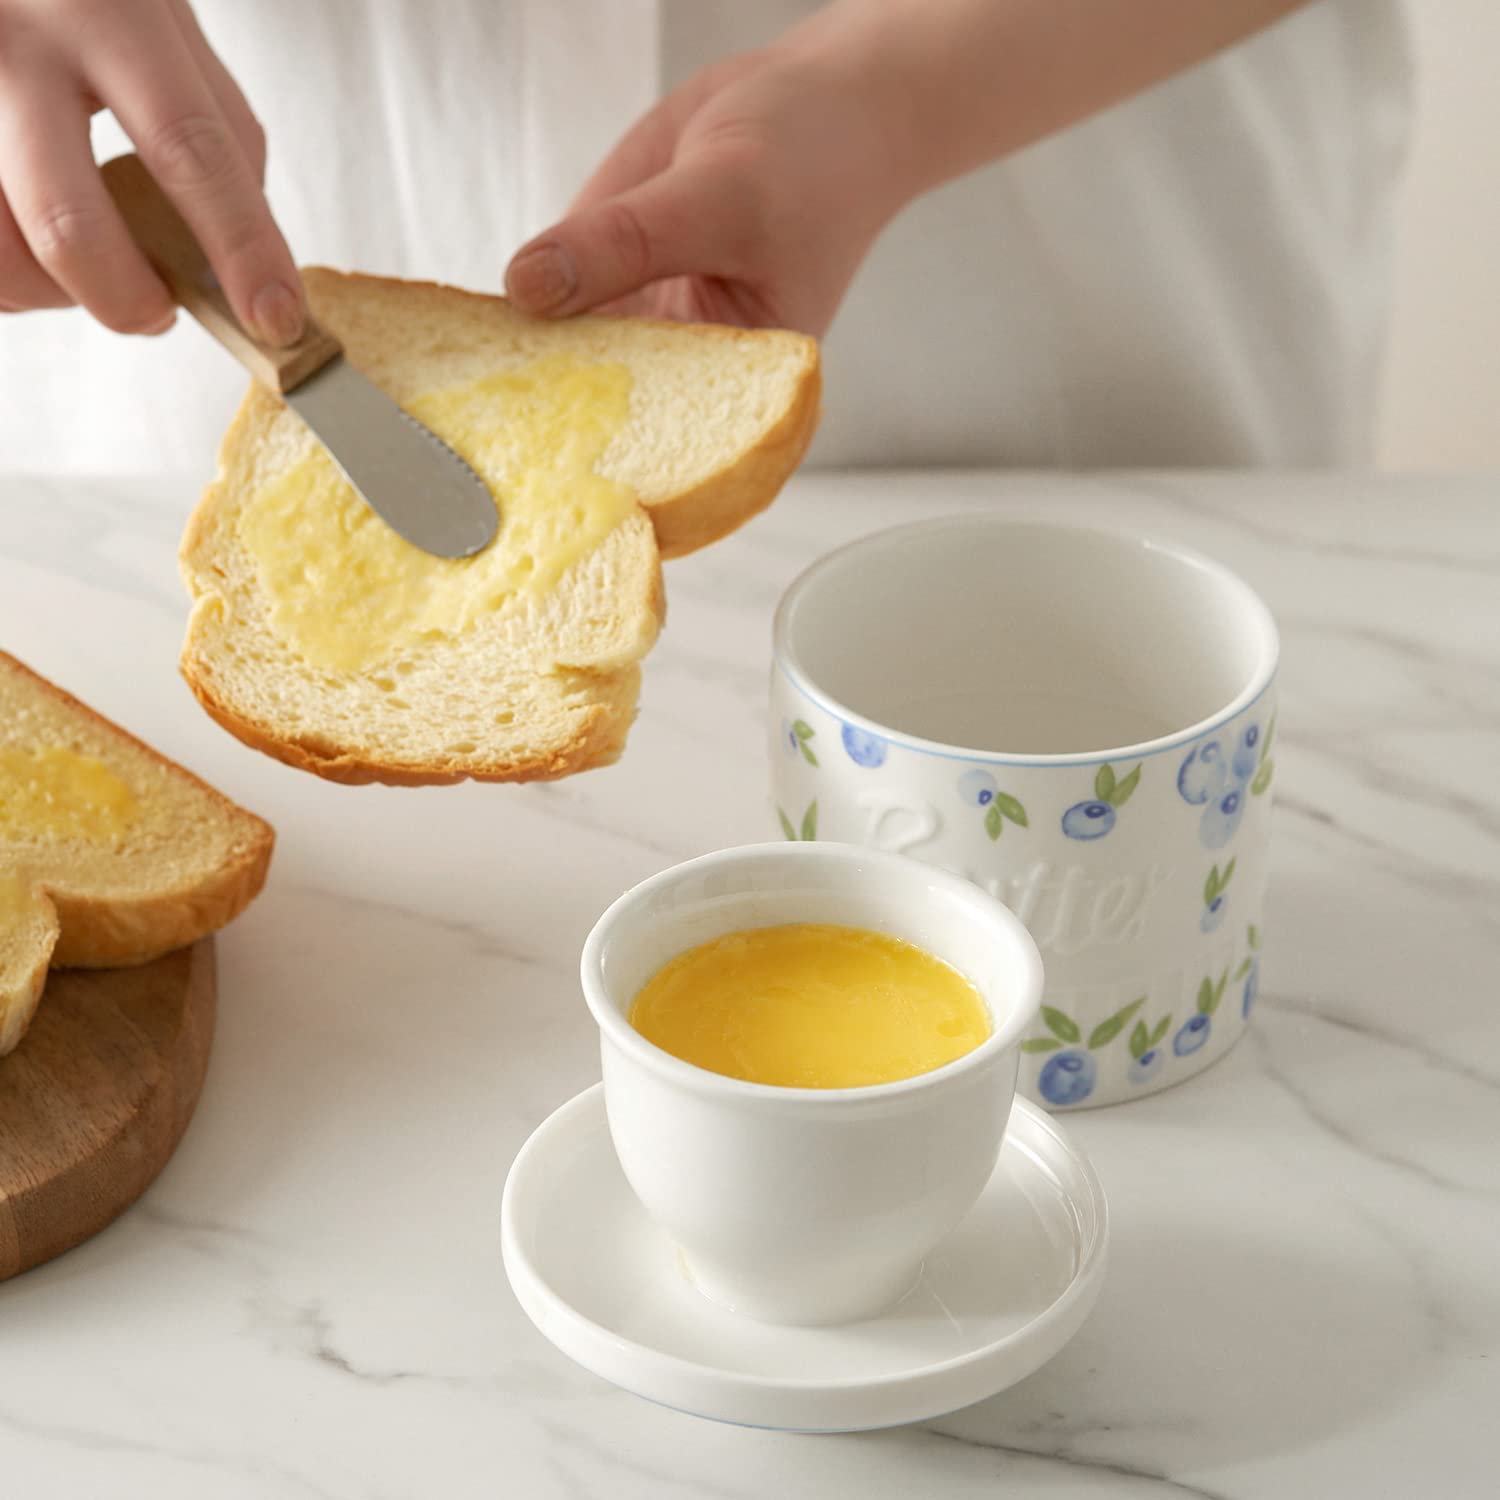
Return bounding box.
[0,653,273,1056]
[0,873,58,1057]
[179,270,820,787]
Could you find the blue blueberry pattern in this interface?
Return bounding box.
[1173,1014,1212,1056]
[1177,741,1227,805]
[1127,1047,1166,1085]
[1062,801,1115,840]
[1061,762,1141,841]
[1030,937,1260,1099]
[1200,859,1235,932]
[841,723,888,768]
[783,718,818,766]
[1039,1051,1096,1107]
[1127,1011,1173,1086]
[1198,785,1245,851]
[957,768,1028,841]
[959,769,997,806]
[1231,724,1261,781]
[1171,969,1228,1056]
[1177,713,1276,848]
[1240,959,1260,1019]
[1023,997,1145,1107]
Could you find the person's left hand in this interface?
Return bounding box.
[503,41,912,337]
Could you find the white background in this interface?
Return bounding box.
[1379,0,1500,469]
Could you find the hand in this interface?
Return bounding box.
[0,0,303,342]
[507,0,1314,339]
[504,42,913,338]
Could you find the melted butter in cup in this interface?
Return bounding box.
[628,922,992,1090]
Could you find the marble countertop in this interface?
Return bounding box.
[1,469,1496,1498]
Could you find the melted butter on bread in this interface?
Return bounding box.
[0,747,137,842]
[238,355,636,673]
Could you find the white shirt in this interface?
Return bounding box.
[0,0,1410,474]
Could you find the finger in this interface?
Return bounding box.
[0,69,177,332]
[507,158,755,317]
[168,0,268,180]
[86,5,303,344]
[584,289,660,319]
[0,188,73,312]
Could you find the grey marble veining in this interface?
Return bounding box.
[1,470,1497,1498]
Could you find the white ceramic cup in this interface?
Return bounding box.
[580,842,1044,1327]
[770,517,1279,1111]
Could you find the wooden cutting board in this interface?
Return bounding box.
[0,939,216,1280]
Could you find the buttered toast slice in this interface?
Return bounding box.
[0,653,273,1056]
[180,271,820,787]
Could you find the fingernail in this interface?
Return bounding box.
[252,281,305,346]
[144,310,177,336]
[507,243,576,313]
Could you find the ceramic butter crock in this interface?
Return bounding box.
[770,517,1278,1110]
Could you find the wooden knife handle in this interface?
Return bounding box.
[100,152,341,394]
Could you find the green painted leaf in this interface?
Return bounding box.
[1262,712,1277,759]
[1149,1015,1172,1047]
[1129,1020,1150,1060]
[1249,924,1261,950]
[1041,1006,1080,1044]
[1088,1016,1125,1050]
[800,801,818,842]
[1202,969,1229,1015]
[778,808,796,842]
[996,791,1028,827]
[800,743,819,767]
[1204,866,1220,906]
[1235,958,1252,981]
[1223,856,1236,887]
[1252,758,1275,796]
[985,802,1003,841]
[1088,996,1145,1049]
[1021,1037,1063,1054]
[1094,764,1116,803]
[792,720,815,740]
[1111,763,1142,808]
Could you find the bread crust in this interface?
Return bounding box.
[0,922,52,1057]
[648,343,821,559]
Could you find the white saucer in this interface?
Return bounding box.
[501,1085,1109,1433]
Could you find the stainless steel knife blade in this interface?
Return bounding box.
[286,357,498,559]
[99,151,498,561]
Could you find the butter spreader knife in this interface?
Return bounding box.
[101,153,497,560]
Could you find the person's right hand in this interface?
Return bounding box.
[0,0,304,343]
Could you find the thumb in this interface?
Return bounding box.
[506,160,749,317]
